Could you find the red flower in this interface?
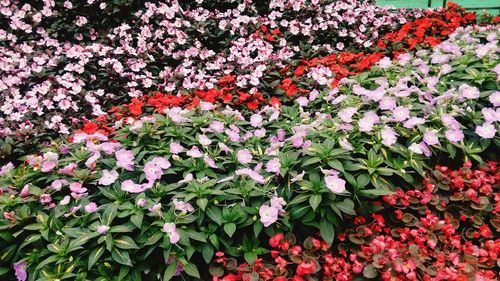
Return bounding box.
[294,65,305,77]
[269,97,281,108]
[479,225,492,238]
[269,233,284,248]
[128,98,144,116]
[296,261,315,276]
[246,100,259,110]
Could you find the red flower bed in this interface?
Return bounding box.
[211,161,500,280]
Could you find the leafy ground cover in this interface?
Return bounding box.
[0,1,498,281]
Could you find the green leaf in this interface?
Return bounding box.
[336,199,356,216]
[68,232,98,252]
[163,261,177,281]
[244,251,258,264]
[202,244,214,263]
[130,213,143,229]
[111,248,133,266]
[114,236,139,249]
[196,198,208,211]
[186,230,207,242]
[253,221,263,237]
[207,207,222,225]
[224,223,236,237]
[302,157,322,166]
[319,219,335,245]
[356,174,370,188]
[363,264,378,278]
[309,194,322,211]
[0,267,9,276]
[359,189,393,198]
[88,246,105,269]
[327,159,344,172]
[183,262,200,278]
[102,204,117,225]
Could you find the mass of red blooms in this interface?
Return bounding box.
[211,161,500,281]
[377,2,477,51]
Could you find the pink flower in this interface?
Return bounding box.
[148,203,161,213]
[198,134,212,146]
[409,143,423,154]
[20,185,30,198]
[235,168,265,184]
[377,57,392,69]
[296,96,309,107]
[170,142,184,154]
[137,199,147,208]
[13,261,27,281]
[270,196,286,215]
[339,138,353,150]
[291,171,305,183]
[209,121,225,133]
[163,223,180,244]
[144,157,171,182]
[0,162,14,176]
[75,16,88,27]
[41,161,57,172]
[489,91,500,106]
[115,149,134,171]
[403,117,425,129]
[338,107,357,123]
[96,225,110,234]
[59,163,77,175]
[250,114,263,127]
[203,154,218,168]
[60,196,71,205]
[237,149,252,164]
[173,199,194,213]
[121,180,146,193]
[84,202,98,213]
[325,176,346,193]
[266,158,281,173]
[392,106,410,122]
[285,134,301,148]
[51,179,66,191]
[459,84,480,99]
[381,126,398,146]
[445,129,464,143]
[98,170,118,185]
[475,123,496,139]
[423,130,440,146]
[259,205,279,227]
[186,146,203,158]
[69,182,87,194]
[39,194,52,204]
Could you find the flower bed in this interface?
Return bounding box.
[0,21,498,280]
[0,1,499,281]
